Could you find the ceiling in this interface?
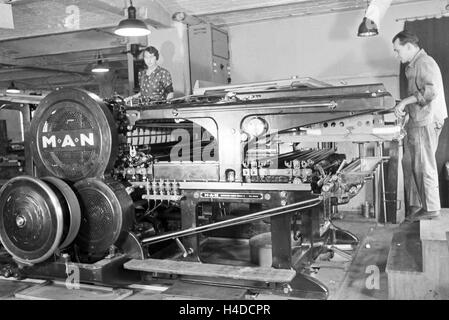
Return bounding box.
[0,0,430,95]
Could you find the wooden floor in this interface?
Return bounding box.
[331,225,395,299]
[313,214,394,300]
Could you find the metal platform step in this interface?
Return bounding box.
[124,258,296,283]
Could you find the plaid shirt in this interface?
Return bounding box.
[138,65,173,101]
[405,49,447,127]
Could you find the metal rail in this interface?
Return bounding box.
[141,196,322,245]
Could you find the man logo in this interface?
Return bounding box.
[41,132,95,149]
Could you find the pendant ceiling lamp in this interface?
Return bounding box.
[357,0,392,37]
[358,17,378,37]
[91,51,110,73]
[114,0,151,37]
[6,81,20,94]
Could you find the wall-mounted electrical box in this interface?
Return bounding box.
[188,23,230,91]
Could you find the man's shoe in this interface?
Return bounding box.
[411,210,440,222]
[404,207,423,222]
[409,206,422,215]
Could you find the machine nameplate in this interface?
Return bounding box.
[200,192,263,199]
[41,130,95,149]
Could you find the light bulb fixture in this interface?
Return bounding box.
[357,0,392,37]
[357,17,378,37]
[91,51,110,73]
[114,0,151,37]
[6,81,20,94]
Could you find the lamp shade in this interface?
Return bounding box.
[357,17,378,37]
[91,51,110,73]
[357,0,391,37]
[114,3,150,37]
[6,81,20,94]
[92,60,110,73]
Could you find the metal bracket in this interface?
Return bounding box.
[174,238,193,258]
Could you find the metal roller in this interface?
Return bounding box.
[73,178,134,256]
[0,176,64,265]
[41,176,81,249]
[29,88,118,182]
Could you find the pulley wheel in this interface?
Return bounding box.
[120,231,145,260]
[0,176,63,265]
[30,88,118,182]
[41,176,81,249]
[73,178,134,256]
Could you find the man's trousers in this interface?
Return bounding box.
[402,122,442,212]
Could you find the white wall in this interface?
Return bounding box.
[228,0,446,99]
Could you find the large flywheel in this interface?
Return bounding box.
[0,176,64,265]
[0,176,82,265]
[73,178,134,256]
[29,88,118,182]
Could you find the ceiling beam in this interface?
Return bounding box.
[14,43,126,60]
[200,0,432,27]
[0,54,90,75]
[193,0,313,16]
[0,29,126,58]
[0,74,95,89]
[0,70,63,82]
[0,67,28,74]
[0,0,172,41]
[83,0,123,16]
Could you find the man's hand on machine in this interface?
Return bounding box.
[394,100,406,118]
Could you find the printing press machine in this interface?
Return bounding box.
[0,78,403,299]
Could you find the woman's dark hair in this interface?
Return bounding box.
[392,30,419,47]
[142,46,159,60]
